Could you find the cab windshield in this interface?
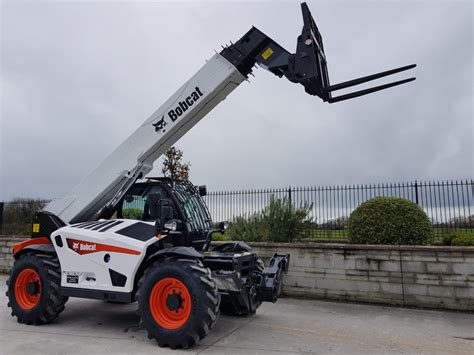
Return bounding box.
[172,183,212,231]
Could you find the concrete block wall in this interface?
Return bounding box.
[250,243,474,311]
[0,236,27,273]
[1,236,472,311]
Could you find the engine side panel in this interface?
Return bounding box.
[51,219,157,293]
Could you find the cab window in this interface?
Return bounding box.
[121,185,172,221]
[122,195,147,220]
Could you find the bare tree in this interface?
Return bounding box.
[161,147,190,181]
[3,198,49,235]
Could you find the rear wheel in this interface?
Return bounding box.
[137,258,220,349]
[6,253,68,324]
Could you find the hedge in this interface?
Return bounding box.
[348,197,433,245]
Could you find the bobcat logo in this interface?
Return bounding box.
[68,240,97,254]
[152,115,167,133]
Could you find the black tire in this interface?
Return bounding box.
[137,258,220,349]
[6,253,68,325]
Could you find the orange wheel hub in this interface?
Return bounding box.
[149,277,192,330]
[15,268,41,310]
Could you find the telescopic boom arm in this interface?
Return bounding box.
[43,2,416,226]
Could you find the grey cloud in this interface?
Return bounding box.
[1,0,472,200]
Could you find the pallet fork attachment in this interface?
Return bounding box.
[221,2,416,103]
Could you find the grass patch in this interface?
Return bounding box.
[442,230,474,246]
[211,232,231,241]
[301,228,348,239]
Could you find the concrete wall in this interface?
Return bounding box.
[0,236,26,273]
[250,242,474,311]
[1,236,473,311]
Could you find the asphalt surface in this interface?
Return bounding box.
[0,275,473,354]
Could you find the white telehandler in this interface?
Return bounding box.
[7,2,415,349]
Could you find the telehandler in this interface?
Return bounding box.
[7,2,415,349]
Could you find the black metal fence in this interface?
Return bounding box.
[203,180,474,239]
[1,180,473,240]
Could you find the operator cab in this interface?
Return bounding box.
[112,178,213,250]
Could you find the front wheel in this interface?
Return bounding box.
[137,258,220,349]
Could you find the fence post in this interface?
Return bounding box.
[0,202,4,235]
[414,180,419,205]
[288,186,292,206]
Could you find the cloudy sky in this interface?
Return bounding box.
[1,0,472,201]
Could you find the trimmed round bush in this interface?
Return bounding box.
[348,197,432,245]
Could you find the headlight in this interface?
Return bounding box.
[164,221,178,231]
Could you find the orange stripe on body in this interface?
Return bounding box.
[66,238,140,255]
[12,237,51,255]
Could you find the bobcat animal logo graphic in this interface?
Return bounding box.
[68,240,98,254]
[152,115,167,133]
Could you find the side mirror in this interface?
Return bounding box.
[148,193,161,219]
[218,221,229,233]
[149,192,174,228]
[198,185,207,196]
[124,195,134,203]
[159,200,174,222]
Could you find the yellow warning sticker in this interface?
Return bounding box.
[261,48,274,60]
[33,223,40,233]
